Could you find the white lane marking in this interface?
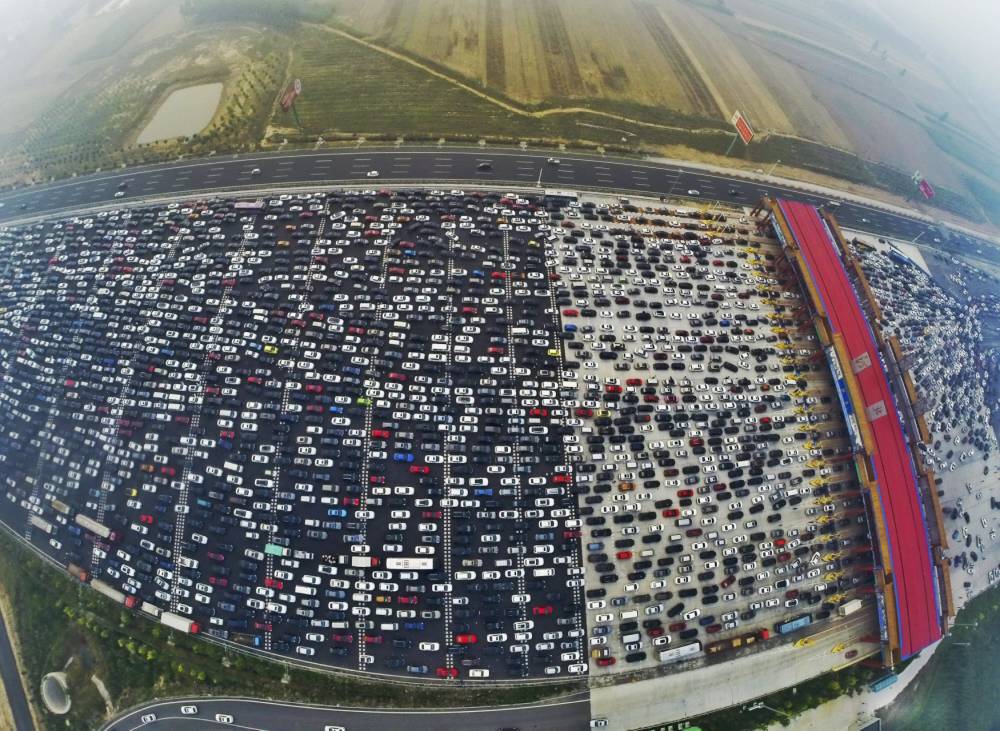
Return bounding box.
[111,695,590,726]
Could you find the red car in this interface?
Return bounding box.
[562,308,579,317]
[331,634,353,643]
[677,489,694,498]
[305,384,323,394]
[398,595,419,605]
[575,407,593,417]
[371,429,390,439]
[647,626,665,638]
[388,372,407,381]
[552,474,571,484]
[160,466,176,477]
[662,508,680,517]
[532,605,554,616]
[421,511,443,519]
[264,577,284,589]
[208,576,228,587]
[455,633,478,645]
[605,384,623,394]
[409,465,431,475]
[206,552,225,562]
[139,514,154,525]
[529,408,549,417]
[342,497,361,506]
[596,657,617,667]
[668,622,686,632]
[364,634,384,645]
[625,378,643,386]
[615,551,632,561]
[435,667,458,678]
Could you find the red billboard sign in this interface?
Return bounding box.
[280,79,302,112]
[731,111,755,145]
[918,179,935,199]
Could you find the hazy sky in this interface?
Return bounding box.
[879,0,1000,83]
[850,0,1000,124]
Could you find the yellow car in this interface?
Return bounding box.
[263,345,279,356]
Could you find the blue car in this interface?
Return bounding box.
[327,508,348,518]
[393,452,415,463]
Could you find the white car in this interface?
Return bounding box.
[180,705,198,715]
[366,170,380,178]
[114,191,126,198]
[325,726,346,731]
[140,714,157,723]
[547,157,561,165]
[215,714,234,723]
[687,189,700,196]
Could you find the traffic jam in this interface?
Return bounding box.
[0,187,872,681]
[550,196,874,672]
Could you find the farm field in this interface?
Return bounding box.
[327,0,1000,208]
[0,0,999,229]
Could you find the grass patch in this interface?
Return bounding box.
[879,584,1000,730]
[0,530,577,731]
[963,175,1000,227]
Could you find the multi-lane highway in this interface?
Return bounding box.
[0,147,977,248]
[102,693,592,731]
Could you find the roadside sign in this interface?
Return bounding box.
[918,179,935,199]
[293,78,302,95]
[731,111,755,145]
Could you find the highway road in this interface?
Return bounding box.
[102,693,592,731]
[0,147,982,250]
[0,610,35,731]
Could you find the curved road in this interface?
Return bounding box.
[0,610,34,731]
[0,147,980,250]
[102,693,591,731]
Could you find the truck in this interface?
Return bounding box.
[91,579,127,605]
[838,599,863,617]
[50,499,72,515]
[339,555,380,568]
[28,515,54,534]
[385,558,433,571]
[74,514,118,541]
[66,563,89,582]
[160,612,200,634]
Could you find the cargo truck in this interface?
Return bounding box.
[160,612,200,634]
[838,599,863,617]
[67,563,90,582]
[74,514,118,541]
[28,515,54,534]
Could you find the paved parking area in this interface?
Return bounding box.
[550,199,874,675]
[0,188,876,687]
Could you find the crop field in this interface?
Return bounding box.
[326,0,1000,215]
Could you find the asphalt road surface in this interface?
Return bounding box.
[0,610,34,731]
[0,147,974,248]
[103,693,592,731]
